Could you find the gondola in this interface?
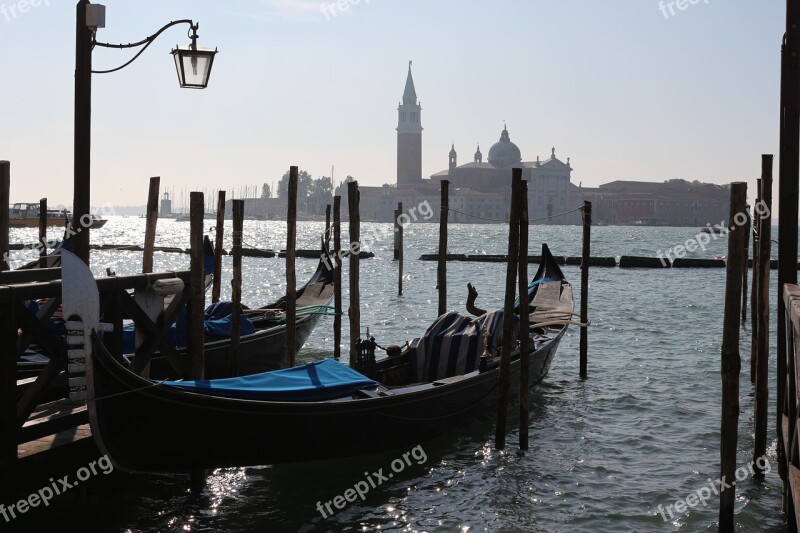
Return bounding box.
[142,247,336,378]
[19,237,334,380]
[64,244,573,473]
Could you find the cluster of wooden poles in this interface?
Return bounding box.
[148,166,595,455]
[718,156,774,530]
[2,161,595,456]
[422,169,593,451]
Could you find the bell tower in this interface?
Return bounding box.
[397,61,423,187]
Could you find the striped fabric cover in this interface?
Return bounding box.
[409,310,520,383]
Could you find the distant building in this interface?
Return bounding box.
[580,180,730,226]
[338,65,730,228]
[339,64,581,224]
[396,61,423,188]
[159,192,172,216]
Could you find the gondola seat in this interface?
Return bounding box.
[409,310,518,383]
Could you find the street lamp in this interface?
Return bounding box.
[73,1,218,263]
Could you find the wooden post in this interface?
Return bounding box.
[73,0,92,265]
[325,204,331,250]
[750,178,761,384]
[754,156,773,475]
[0,288,16,463]
[188,191,206,381]
[0,161,9,271]
[438,180,449,317]
[580,201,592,379]
[212,190,226,303]
[188,188,208,510]
[496,170,521,450]
[741,207,750,325]
[229,199,243,376]
[142,176,160,274]
[518,180,530,451]
[398,202,404,297]
[778,2,800,485]
[38,197,47,268]
[719,182,747,532]
[348,181,361,369]
[393,207,401,260]
[286,166,298,368]
[333,196,342,359]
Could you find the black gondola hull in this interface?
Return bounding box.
[88,333,562,472]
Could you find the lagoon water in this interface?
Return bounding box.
[7,218,787,531]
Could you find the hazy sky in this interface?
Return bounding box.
[0,1,785,209]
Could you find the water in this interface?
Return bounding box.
[6,218,787,531]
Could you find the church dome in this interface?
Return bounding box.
[487,127,522,167]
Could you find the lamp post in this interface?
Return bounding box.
[73,1,217,264]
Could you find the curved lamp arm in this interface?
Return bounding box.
[91,19,197,75]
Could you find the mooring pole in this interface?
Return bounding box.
[229,199,243,377]
[347,182,361,369]
[212,190,226,303]
[754,156,773,476]
[325,204,331,250]
[518,180,530,451]
[394,207,401,260]
[188,191,208,491]
[38,197,47,268]
[188,191,206,381]
[580,201,592,379]
[496,170,521,450]
[741,207,750,325]
[438,180,449,317]
[0,161,8,271]
[142,177,160,274]
[751,177,761,385]
[398,202,404,297]
[333,196,342,359]
[286,166,298,368]
[719,182,747,532]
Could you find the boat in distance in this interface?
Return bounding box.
[9,202,107,229]
[64,244,573,473]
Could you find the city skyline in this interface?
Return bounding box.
[0,1,784,211]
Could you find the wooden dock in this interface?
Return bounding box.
[781,284,800,529]
[0,266,195,501]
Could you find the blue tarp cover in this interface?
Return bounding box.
[162,358,377,401]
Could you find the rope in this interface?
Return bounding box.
[531,206,583,223]
[88,378,170,403]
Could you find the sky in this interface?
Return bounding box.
[0,0,787,211]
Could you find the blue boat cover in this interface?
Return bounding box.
[162,358,377,401]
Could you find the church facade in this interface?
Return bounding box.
[351,63,582,224]
[429,128,582,224]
